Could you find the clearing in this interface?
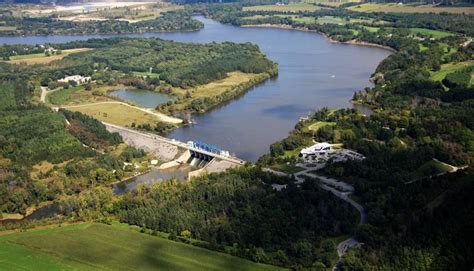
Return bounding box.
[0,223,283,271]
[6,48,92,65]
[167,71,260,112]
[347,3,474,14]
[430,61,474,83]
[409,28,453,38]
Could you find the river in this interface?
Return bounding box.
[0,16,391,161]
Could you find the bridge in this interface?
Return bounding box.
[103,122,245,177]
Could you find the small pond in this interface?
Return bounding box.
[108,89,172,108]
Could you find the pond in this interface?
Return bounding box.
[108,89,172,108]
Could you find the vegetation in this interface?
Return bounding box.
[0,10,203,36]
[5,48,91,65]
[0,223,283,271]
[63,102,170,128]
[116,167,358,269]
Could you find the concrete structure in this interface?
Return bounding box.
[300,142,333,161]
[104,122,245,177]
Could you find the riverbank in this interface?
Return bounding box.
[241,24,397,53]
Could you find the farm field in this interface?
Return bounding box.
[347,3,474,14]
[243,3,322,12]
[0,223,284,271]
[6,48,91,65]
[430,61,474,82]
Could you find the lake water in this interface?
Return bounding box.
[0,16,391,161]
[108,89,171,108]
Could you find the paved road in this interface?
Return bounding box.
[266,164,366,262]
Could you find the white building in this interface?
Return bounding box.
[58,75,91,85]
[300,142,333,161]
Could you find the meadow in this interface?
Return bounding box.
[0,223,284,271]
[63,102,170,127]
[6,48,91,65]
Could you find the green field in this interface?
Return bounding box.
[409,28,452,38]
[347,3,474,14]
[307,121,336,132]
[430,61,474,83]
[0,223,285,271]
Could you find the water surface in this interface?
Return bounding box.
[109,89,171,108]
[0,17,391,161]
[113,165,191,194]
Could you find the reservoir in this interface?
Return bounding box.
[108,89,171,108]
[0,16,391,161]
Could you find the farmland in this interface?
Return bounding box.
[6,48,91,65]
[0,223,284,271]
[347,3,474,14]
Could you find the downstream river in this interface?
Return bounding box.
[1,16,391,161]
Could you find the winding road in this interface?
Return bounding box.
[265,163,367,263]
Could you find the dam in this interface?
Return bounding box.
[103,122,245,179]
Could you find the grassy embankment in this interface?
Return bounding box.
[347,3,474,14]
[6,48,91,65]
[0,223,284,271]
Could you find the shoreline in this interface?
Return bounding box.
[241,24,397,53]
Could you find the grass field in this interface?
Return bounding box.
[0,26,17,31]
[409,28,452,38]
[430,61,474,83]
[6,48,92,65]
[243,3,322,12]
[347,3,474,14]
[169,71,258,111]
[0,223,284,271]
[64,102,165,127]
[307,121,336,132]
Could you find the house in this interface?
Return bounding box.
[300,142,333,161]
[58,75,91,85]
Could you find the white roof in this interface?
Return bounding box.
[300,142,332,155]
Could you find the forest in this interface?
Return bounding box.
[116,167,358,269]
[239,2,474,269]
